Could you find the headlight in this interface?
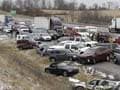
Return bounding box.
[73,55,77,58]
[87,59,90,62]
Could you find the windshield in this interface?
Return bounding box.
[20,27,28,29]
[83,48,96,54]
[58,42,65,46]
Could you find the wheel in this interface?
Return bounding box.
[63,71,68,77]
[45,69,50,73]
[50,58,56,62]
[69,57,73,61]
[87,44,91,47]
[112,56,118,64]
[75,86,85,90]
[106,56,110,61]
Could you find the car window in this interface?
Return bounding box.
[114,49,120,53]
[69,37,74,41]
[76,38,80,41]
[81,39,85,42]
[65,44,70,49]
[71,45,78,50]
[97,47,106,52]
[89,80,100,85]
[101,81,109,86]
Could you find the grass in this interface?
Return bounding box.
[0,40,71,90]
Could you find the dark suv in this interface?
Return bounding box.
[49,49,79,62]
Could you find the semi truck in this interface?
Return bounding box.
[109,18,120,33]
[0,14,13,26]
[33,16,64,36]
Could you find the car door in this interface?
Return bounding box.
[55,50,67,61]
[114,49,120,61]
[87,80,100,90]
[95,48,106,61]
[49,64,58,74]
[95,80,109,90]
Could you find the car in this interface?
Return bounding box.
[49,49,80,62]
[32,28,48,33]
[3,26,12,33]
[16,40,35,49]
[47,30,60,40]
[78,46,113,64]
[69,78,120,90]
[57,36,98,47]
[45,61,79,76]
[35,43,55,56]
[17,25,30,33]
[113,46,120,64]
[39,33,52,41]
[49,41,89,53]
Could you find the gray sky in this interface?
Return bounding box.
[67,0,120,7]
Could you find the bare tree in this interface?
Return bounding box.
[1,0,13,11]
[15,0,24,9]
[78,3,86,10]
[92,3,99,10]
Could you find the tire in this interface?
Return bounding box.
[69,57,73,61]
[87,44,91,47]
[75,86,85,90]
[112,56,118,64]
[63,71,68,77]
[45,69,50,73]
[106,55,110,61]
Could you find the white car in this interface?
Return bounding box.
[40,33,52,41]
[81,37,98,47]
[3,26,12,33]
[69,78,120,90]
[58,36,98,47]
[18,26,30,33]
[76,27,89,37]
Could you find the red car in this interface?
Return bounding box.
[17,40,37,50]
[78,46,113,64]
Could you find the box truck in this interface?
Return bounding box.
[109,18,120,33]
[0,14,13,26]
[33,16,63,36]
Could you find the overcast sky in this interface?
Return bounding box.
[66,0,120,7]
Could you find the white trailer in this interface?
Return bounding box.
[109,18,120,32]
[0,14,5,23]
[34,17,50,30]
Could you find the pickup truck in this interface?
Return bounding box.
[49,41,89,53]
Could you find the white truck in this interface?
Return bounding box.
[109,18,120,33]
[0,14,13,26]
[33,16,63,36]
[0,14,5,23]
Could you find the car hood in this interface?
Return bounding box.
[49,45,64,49]
[79,47,90,52]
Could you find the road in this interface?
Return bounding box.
[89,62,120,80]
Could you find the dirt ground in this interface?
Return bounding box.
[0,39,72,90]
